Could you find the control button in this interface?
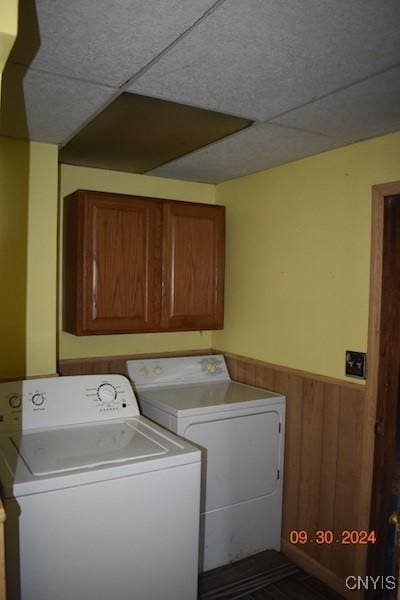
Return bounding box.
[9,395,22,409]
[154,366,163,375]
[97,383,117,403]
[203,358,222,374]
[32,393,44,407]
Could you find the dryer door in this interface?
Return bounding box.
[183,410,280,511]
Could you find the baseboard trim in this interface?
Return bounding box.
[282,539,361,599]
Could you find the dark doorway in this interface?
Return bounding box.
[368,192,400,597]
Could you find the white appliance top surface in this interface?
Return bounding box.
[0,375,201,497]
[0,416,200,497]
[139,381,284,417]
[128,355,284,417]
[14,419,168,476]
[128,355,230,388]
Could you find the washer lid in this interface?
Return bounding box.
[13,420,168,476]
[0,416,201,497]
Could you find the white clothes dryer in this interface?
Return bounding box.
[127,355,285,572]
[0,375,201,600]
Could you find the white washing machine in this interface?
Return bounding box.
[0,374,201,600]
[127,355,285,572]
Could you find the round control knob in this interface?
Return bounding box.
[206,361,217,373]
[32,393,44,407]
[97,383,117,403]
[9,395,21,409]
[154,366,163,375]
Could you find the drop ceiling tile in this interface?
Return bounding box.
[130,0,400,121]
[0,63,116,144]
[10,0,219,87]
[271,66,400,141]
[148,123,345,184]
[59,92,252,173]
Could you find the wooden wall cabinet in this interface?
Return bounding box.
[162,201,224,330]
[63,190,224,335]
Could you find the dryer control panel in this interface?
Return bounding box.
[128,355,230,389]
[0,375,139,432]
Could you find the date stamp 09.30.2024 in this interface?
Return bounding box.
[289,531,399,593]
[289,529,377,545]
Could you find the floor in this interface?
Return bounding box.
[199,550,343,599]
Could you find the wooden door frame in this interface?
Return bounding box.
[365,181,400,578]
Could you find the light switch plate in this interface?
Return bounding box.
[345,351,367,379]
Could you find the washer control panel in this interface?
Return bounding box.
[0,375,139,432]
[97,383,117,403]
[8,394,22,409]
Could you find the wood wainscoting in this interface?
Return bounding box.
[58,349,367,598]
[57,349,213,377]
[222,351,366,599]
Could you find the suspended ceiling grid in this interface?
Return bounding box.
[1,0,400,183]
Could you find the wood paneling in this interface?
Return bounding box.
[281,373,303,540]
[297,380,325,562]
[221,351,366,599]
[318,384,340,570]
[58,348,367,598]
[58,349,213,377]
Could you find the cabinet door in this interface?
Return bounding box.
[162,202,224,330]
[64,191,162,334]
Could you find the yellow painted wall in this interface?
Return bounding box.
[3,129,400,378]
[0,137,29,378]
[0,0,18,83]
[213,131,400,381]
[26,142,58,376]
[0,136,58,379]
[59,164,216,360]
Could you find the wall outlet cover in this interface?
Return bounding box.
[345,351,367,379]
